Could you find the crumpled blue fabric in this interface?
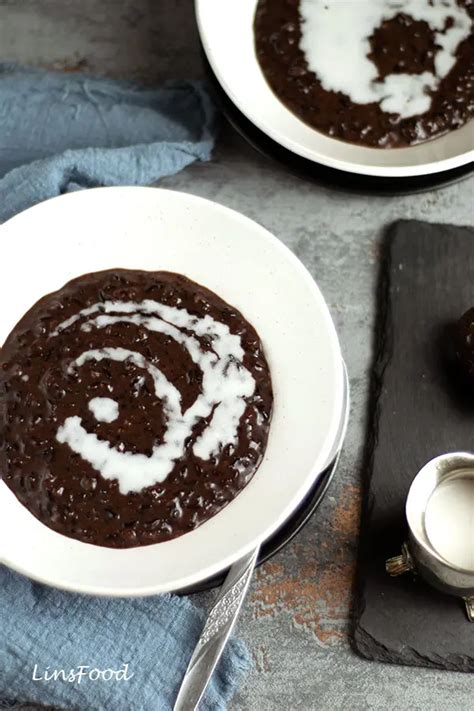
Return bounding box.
[0,64,216,222]
[0,568,251,711]
[0,65,252,710]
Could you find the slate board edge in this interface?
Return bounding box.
[353,623,474,673]
[351,220,396,661]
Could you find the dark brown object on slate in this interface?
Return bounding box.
[353,220,474,672]
[455,307,474,382]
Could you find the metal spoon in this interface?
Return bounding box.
[174,362,349,710]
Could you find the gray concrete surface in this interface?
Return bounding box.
[1,1,473,709]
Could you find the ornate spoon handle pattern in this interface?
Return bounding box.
[173,546,259,711]
[174,362,349,710]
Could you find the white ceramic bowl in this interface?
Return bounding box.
[0,187,344,595]
[196,0,473,178]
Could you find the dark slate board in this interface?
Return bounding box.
[353,219,474,672]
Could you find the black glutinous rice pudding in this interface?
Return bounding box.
[0,270,273,548]
[255,0,473,148]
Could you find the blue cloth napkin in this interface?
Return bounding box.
[0,64,216,222]
[0,568,250,711]
[0,65,252,710]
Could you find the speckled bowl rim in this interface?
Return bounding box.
[196,0,473,178]
[0,187,344,596]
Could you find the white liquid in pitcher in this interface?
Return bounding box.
[424,473,474,571]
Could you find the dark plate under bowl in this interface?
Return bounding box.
[203,54,473,197]
[179,454,338,594]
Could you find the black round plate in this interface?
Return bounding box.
[178,455,338,594]
[203,55,473,197]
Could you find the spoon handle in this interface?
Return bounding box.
[173,546,259,711]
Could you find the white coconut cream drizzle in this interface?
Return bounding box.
[88,396,119,423]
[299,0,471,118]
[54,299,256,494]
